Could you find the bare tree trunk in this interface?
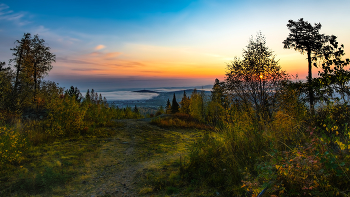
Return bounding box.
[14,49,23,95]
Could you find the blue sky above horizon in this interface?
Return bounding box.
[1,0,350,91]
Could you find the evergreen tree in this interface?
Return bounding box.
[98,93,103,104]
[95,92,98,104]
[171,93,180,114]
[90,89,95,103]
[180,91,190,114]
[211,79,226,107]
[208,79,226,125]
[133,105,139,113]
[103,97,108,105]
[85,89,91,102]
[165,98,172,114]
[65,86,82,102]
[283,18,326,113]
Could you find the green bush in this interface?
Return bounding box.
[0,126,28,167]
[44,95,87,137]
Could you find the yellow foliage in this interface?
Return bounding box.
[0,126,27,166]
[44,96,87,137]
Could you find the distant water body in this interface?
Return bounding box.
[84,86,213,101]
[101,91,159,101]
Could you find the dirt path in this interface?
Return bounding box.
[66,118,197,197]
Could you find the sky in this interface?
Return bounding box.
[1,0,350,91]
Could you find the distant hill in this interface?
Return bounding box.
[133,90,159,93]
[168,89,211,93]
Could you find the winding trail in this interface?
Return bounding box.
[66,118,197,197]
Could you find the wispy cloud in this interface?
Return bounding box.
[71,68,103,71]
[111,61,145,67]
[0,3,28,26]
[95,44,105,50]
[57,57,96,65]
[89,51,121,59]
[140,70,164,73]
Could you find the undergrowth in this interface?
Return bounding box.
[180,101,350,196]
[151,113,214,130]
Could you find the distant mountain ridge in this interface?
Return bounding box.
[167,89,211,93]
[132,90,159,93]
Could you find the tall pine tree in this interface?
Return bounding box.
[171,93,179,114]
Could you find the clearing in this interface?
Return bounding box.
[3,118,203,197]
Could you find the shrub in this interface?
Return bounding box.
[44,95,87,137]
[0,126,28,167]
[151,113,213,130]
[182,93,310,195]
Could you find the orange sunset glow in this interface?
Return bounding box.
[1,0,350,90]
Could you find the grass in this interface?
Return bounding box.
[2,101,350,196]
[0,116,209,196]
[151,113,214,130]
[0,121,122,196]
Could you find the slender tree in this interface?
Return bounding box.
[10,33,31,96]
[208,79,227,125]
[211,78,226,108]
[30,35,55,107]
[90,89,96,104]
[9,33,55,110]
[166,99,172,114]
[283,18,326,112]
[171,93,180,114]
[98,93,103,104]
[133,105,139,113]
[189,89,204,121]
[85,89,91,102]
[180,91,190,114]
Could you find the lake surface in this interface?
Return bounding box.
[97,87,212,111]
[78,86,213,114]
[83,86,213,101]
[101,91,160,101]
